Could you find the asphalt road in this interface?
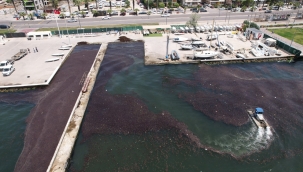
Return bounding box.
[7,9,298,29]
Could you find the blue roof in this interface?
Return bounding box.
[255,107,264,113]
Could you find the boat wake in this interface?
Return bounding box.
[201,124,274,158]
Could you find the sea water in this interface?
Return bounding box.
[0,102,34,172]
[69,46,303,172]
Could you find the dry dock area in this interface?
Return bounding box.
[144,32,293,65]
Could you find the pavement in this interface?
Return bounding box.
[0,31,143,88]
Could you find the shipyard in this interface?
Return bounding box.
[1,1,303,172]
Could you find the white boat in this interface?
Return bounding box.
[52,53,65,56]
[180,44,194,50]
[192,41,205,45]
[191,37,201,41]
[173,37,188,42]
[171,50,180,60]
[200,26,205,32]
[194,51,219,59]
[45,58,60,62]
[174,32,185,35]
[61,44,72,48]
[59,47,70,50]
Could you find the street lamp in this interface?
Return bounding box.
[77,15,82,28]
[65,18,71,44]
[55,15,61,37]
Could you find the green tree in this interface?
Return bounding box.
[125,0,130,8]
[168,1,172,8]
[19,12,26,20]
[186,13,199,28]
[73,0,82,11]
[173,2,179,8]
[134,8,139,15]
[276,1,284,9]
[147,11,151,19]
[159,2,165,8]
[92,10,98,17]
[51,0,59,9]
[28,13,34,20]
[107,9,113,16]
[120,8,126,13]
[241,6,247,12]
[242,20,259,31]
[80,10,86,18]
[41,13,47,19]
[59,13,66,19]
[83,0,90,10]
[293,2,300,9]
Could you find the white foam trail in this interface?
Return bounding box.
[204,124,274,156]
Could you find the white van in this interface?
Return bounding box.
[2,65,15,76]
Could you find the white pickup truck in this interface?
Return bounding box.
[0,60,13,71]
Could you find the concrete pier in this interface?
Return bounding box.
[47,43,108,172]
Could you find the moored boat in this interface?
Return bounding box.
[59,47,70,50]
[52,53,65,56]
[171,50,180,60]
[194,51,219,59]
[180,44,194,50]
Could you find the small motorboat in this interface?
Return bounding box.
[191,41,206,47]
[236,53,246,59]
[194,51,219,59]
[59,47,70,50]
[61,44,72,48]
[45,58,60,62]
[173,37,188,42]
[191,37,201,41]
[171,50,180,60]
[52,53,65,56]
[180,44,194,50]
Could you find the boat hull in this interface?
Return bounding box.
[171,50,180,60]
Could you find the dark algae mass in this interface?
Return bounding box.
[0,44,99,172]
[70,43,303,172]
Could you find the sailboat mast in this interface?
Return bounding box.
[209,19,215,50]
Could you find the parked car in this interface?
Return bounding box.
[110,11,118,15]
[102,16,111,20]
[0,25,10,29]
[67,18,77,22]
[161,13,170,17]
[138,11,147,14]
[264,10,272,13]
[120,12,126,16]
[200,8,207,12]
